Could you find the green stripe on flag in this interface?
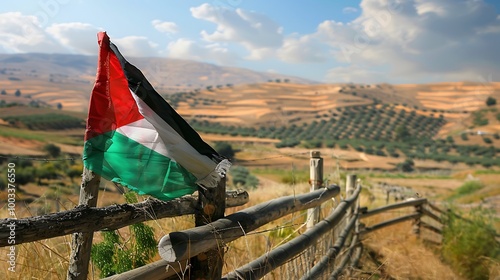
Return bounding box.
[83,131,198,200]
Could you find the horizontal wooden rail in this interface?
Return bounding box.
[360,198,427,218]
[361,212,421,235]
[427,202,446,215]
[420,221,442,235]
[102,259,187,280]
[301,213,358,280]
[330,234,360,279]
[90,186,341,280]
[222,185,360,280]
[0,190,248,247]
[421,207,443,224]
[159,184,341,263]
[350,243,363,272]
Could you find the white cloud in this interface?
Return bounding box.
[320,0,500,82]
[277,34,328,63]
[190,3,283,60]
[1,1,499,84]
[46,22,102,55]
[167,38,205,60]
[152,20,178,34]
[112,36,160,57]
[343,7,359,14]
[0,12,66,53]
[326,65,387,84]
[167,38,237,64]
[0,12,161,57]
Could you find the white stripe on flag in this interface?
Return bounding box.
[128,89,217,180]
[116,118,170,158]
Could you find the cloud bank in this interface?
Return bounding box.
[0,0,499,83]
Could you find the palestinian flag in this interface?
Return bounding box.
[83,32,230,200]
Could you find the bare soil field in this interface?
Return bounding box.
[0,137,44,156]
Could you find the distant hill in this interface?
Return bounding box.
[0,53,315,111]
[167,82,500,132]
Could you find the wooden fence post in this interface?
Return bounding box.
[346,175,358,277]
[190,177,226,279]
[346,175,357,217]
[413,203,422,238]
[306,151,322,269]
[307,151,323,230]
[67,168,101,280]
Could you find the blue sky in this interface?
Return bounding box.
[0,0,499,84]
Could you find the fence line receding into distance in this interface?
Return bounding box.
[0,151,450,279]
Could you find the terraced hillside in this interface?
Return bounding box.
[163,82,500,168]
[2,77,500,168]
[0,53,313,111]
[166,82,500,133]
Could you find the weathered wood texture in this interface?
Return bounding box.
[101,259,188,280]
[222,185,360,280]
[0,190,248,247]
[361,212,421,235]
[360,198,427,218]
[427,202,446,215]
[307,151,323,230]
[421,207,442,224]
[349,243,363,272]
[420,221,443,235]
[330,234,360,279]
[158,185,341,263]
[301,213,358,280]
[190,179,226,280]
[345,174,357,217]
[67,168,101,280]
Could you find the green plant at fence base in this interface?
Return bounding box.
[442,207,500,280]
[91,192,157,277]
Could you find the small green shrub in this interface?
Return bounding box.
[43,143,61,158]
[483,137,493,144]
[442,208,500,280]
[486,96,497,106]
[91,192,156,277]
[214,142,235,159]
[230,165,259,189]
[396,158,414,172]
[472,111,489,126]
[302,140,322,149]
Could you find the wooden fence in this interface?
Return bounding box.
[0,151,451,279]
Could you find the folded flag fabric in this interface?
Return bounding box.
[83,32,230,200]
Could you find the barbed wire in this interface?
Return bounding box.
[0,151,312,164]
[0,155,77,162]
[233,151,310,162]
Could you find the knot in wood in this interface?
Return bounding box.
[203,204,216,215]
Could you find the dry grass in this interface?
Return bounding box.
[1,167,497,279]
[0,234,72,280]
[361,216,461,280]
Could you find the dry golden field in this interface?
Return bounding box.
[1,79,500,278]
[3,167,498,279]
